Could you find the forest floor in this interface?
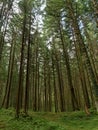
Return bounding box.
[0,109,98,130]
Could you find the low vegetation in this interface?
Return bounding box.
[0,109,98,130]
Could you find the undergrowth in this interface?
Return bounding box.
[0,108,98,130]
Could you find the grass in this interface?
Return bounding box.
[0,109,98,130]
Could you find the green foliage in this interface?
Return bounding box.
[18,0,34,13]
[0,109,98,130]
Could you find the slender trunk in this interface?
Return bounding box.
[59,22,79,110]
[44,60,48,111]
[1,36,15,108]
[48,67,52,112]
[54,51,65,112]
[72,29,90,112]
[16,8,26,118]
[52,56,58,112]
[24,13,31,115]
[66,0,98,111]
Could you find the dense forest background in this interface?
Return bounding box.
[0,0,98,118]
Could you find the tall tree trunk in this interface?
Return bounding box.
[48,66,52,112]
[24,12,31,115]
[72,32,91,110]
[66,0,98,111]
[1,34,15,108]
[44,59,48,111]
[0,0,14,61]
[16,6,27,117]
[54,50,65,112]
[52,55,58,112]
[59,22,79,110]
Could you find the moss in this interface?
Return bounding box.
[0,109,98,130]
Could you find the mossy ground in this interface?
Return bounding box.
[0,109,98,130]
